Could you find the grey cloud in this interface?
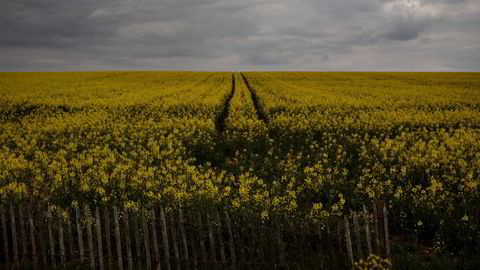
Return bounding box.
[0,0,479,71]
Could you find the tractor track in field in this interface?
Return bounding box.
[240,73,269,125]
[215,73,236,134]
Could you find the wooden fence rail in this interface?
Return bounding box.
[0,202,390,269]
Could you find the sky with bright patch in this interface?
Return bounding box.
[1,0,479,71]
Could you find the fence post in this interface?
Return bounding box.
[1,205,9,264]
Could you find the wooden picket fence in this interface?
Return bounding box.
[0,201,390,270]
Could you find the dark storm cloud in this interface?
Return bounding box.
[0,0,479,71]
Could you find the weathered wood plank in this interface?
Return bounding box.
[353,212,363,259]
[28,208,38,265]
[160,207,171,270]
[216,212,226,264]
[9,204,19,262]
[225,213,236,266]
[383,203,391,258]
[207,213,216,262]
[123,209,133,270]
[170,211,180,270]
[103,208,113,270]
[41,214,49,266]
[363,205,372,255]
[344,216,354,267]
[18,206,27,262]
[197,213,207,264]
[113,207,124,270]
[86,206,96,269]
[58,213,66,267]
[67,219,74,262]
[1,205,9,264]
[276,225,285,264]
[76,206,85,263]
[373,204,381,255]
[47,207,56,266]
[142,210,152,270]
[150,208,160,267]
[95,207,104,270]
[133,212,142,270]
[178,210,189,269]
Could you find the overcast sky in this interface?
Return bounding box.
[1,0,479,71]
